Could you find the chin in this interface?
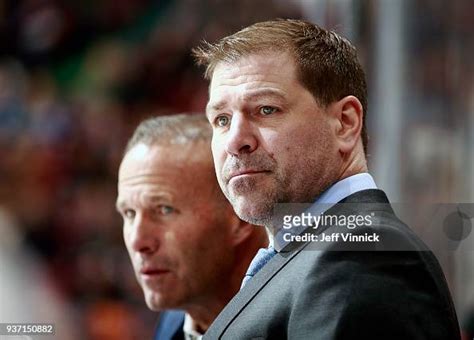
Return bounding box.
[144,290,170,311]
[144,294,161,311]
[145,301,161,312]
[233,197,274,227]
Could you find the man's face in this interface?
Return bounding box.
[117,143,238,311]
[207,52,339,226]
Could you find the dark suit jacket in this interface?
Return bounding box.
[204,189,460,339]
[154,310,185,340]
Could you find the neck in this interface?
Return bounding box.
[338,142,368,182]
[185,279,240,332]
[186,304,222,333]
[186,228,268,332]
[264,144,368,235]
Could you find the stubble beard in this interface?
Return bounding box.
[220,163,296,230]
[224,179,278,227]
[217,141,337,230]
[221,155,336,231]
[218,155,283,227]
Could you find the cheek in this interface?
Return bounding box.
[122,228,133,254]
[163,223,200,257]
[269,126,317,172]
[183,214,228,251]
[162,229,176,243]
[179,212,234,274]
[257,129,282,157]
[211,137,224,159]
[211,139,226,180]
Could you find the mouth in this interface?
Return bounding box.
[140,268,171,277]
[228,170,270,182]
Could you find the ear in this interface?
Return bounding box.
[328,95,363,154]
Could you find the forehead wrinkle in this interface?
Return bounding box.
[207,87,288,115]
[137,191,171,206]
[117,186,173,208]
[208,55,295,116]
[119,173,163,184]
[118,170,175,205]
[241,88,287,102]
[206,100,226,115]
[118,159,186,184]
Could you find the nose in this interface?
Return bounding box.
[126,213,159,254]
[225,113,258,155]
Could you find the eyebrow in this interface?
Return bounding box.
[206,88,287,117]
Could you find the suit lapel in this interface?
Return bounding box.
[204,245,304,338]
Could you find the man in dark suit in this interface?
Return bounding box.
[116,114,268,339]
[193,19,461,339]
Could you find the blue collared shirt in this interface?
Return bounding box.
[271,173,377,251]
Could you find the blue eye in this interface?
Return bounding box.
[260,106,277,115]
[215,115,230,127]
[159,205,175,215]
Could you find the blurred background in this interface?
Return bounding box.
[0,0,472,339]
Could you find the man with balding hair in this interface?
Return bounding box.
[116,113,268,339]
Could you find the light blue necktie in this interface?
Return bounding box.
[241,247,277,288]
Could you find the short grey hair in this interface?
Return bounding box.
[125,113,211,153]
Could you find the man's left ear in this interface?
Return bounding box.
[329,95,363,154]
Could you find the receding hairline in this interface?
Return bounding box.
[119,113,229,210]
[196,43,298,81]
[124,113,212,154]
[116,140,225,213]
[192,19,328,79]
